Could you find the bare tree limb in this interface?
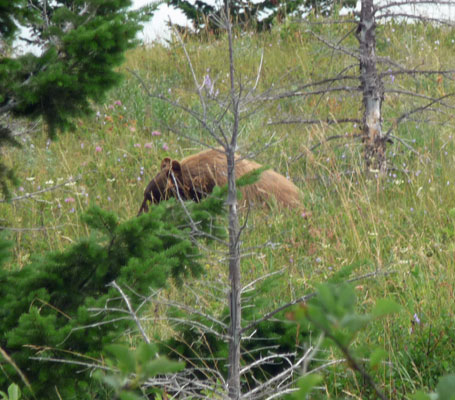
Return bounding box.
[29,356,113,372]
[0,224,66,232]
[385,92,455,137]
[375,0,455,12]
[241,269,394,335]
[377,12,455,25]
[0,175,81,203]
[268,118,361,126]
[109,281,151,344]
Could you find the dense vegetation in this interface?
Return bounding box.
[2,18,455,399]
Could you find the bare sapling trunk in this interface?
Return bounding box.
[225,1,241,398]
[357,0,386,173]
[227,146,241,399]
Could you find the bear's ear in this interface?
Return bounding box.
[161,157,171,170]
[171,160,184,183]
[171,160,182,173]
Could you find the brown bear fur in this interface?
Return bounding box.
[138,148,302,214]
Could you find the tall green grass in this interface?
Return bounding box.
[2,20,455,397]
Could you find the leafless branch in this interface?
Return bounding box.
[265,85,361,102]
[388,134,428,160]
[306,29,360,60]
[380,68,455,79]
[241,269,394,334]
[109,280,151,344]
[144,369,228,399]
[386,88,455,109]
[241,269,285,294]
[69,317,132,332]
[29,356,112,372]
[243,347,313,400]
[0,224,66,232]
[261,74,359,103]
[377,12,455,25]
[385,93,455,137]
[309,133,362,152]
[0,175,81,203]
[0,346,33,392]
[171,24,208,122]
[154,297,228,329]
[169,170,229,247]
[239,352,296,376]
[268,117,361,126]
[166,317,230,340]
[128,68,227,148]
[375,0,455,12]
[302,18,358,25]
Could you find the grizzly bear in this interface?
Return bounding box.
[138,148,302,214]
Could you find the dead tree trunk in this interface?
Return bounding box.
[356,0,386,172]
[226,1,241,398]
[227,147,241,400]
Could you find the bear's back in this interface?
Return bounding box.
[180,149,302,209]
[180,149,261,186]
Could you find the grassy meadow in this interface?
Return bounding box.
[2,18,455,398]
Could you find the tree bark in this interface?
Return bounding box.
[226,0,241,397]
[357,0,386,172]
[226,148,241,400]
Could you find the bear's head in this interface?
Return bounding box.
[138,157,190,215]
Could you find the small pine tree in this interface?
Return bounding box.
[0,198,225,399]
[0,0,151,196]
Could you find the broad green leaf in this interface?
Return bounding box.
[136,343,158,364]
[119,392,143,400]
[371,299,401,318]
[317,284,336,312]
[337,284,356,312]
[436,374,455,400]
[340,314,370,332]
[105,344,136,373]
[288,374,322,399]
[369,348,388,369]
[144,358,185,378]
[410,391,432,400]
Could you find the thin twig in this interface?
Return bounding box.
[268,118,361,126]
[241,269,395,334]
[29,356,113,372]
[0,346,34,394]
[0,175,81,203]
[0,224,66,232]
[171,23,208,126]
[109,281,151,344]
[385,92,455,137]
